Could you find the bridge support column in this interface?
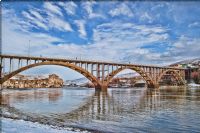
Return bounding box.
[147,83,159,89]
[95,84,108,91]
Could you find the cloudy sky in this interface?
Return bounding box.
[2,1,200,80]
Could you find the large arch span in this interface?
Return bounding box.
[105,67,185,88]
[104,66,156,88]
[157,69,185,85]
[1,61,102,88]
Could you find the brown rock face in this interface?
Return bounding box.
[3,74,64,89]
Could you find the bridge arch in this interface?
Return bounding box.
[1,61,101,87]
[157,69,185,86]
[104,66,156,88]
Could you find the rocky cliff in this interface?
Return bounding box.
[3,74,64,88]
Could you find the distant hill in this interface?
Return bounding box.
[169,58,200,66]
[115,72,139,78]
[65,77,89,85]
[64,72,139,85]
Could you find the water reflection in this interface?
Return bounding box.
[1,87,200,132]
[1,88,63,105]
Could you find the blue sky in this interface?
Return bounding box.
[2,1,200,80]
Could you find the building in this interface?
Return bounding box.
[3,74,64,88]
[108,76,143,88]
[170,61,200,83]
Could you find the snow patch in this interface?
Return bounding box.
[188,83,200,87]
[2,118,90,133]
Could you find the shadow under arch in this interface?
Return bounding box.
[105,66,156,88]
[1,61,101,88]
[157,69,185,85]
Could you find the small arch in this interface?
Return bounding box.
[157,69,185,86]
[105,66,156,88]
[1,61,101,87]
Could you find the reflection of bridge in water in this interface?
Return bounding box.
[2,87,199,131]
[54,87,190,122]
[0,55,186,90]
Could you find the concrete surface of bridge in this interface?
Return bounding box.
[0,54,186,91]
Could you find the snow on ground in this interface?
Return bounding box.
[188,83,200,87]
[1,118,90,133]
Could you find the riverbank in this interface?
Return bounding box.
[1,117,90,133]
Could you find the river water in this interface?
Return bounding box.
[1,86,200,133]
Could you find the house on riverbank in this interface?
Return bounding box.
[3,74,64,88]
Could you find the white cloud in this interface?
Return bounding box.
[58,1,77,15]
[93,22,169,46]
[188,22,200,28]
[88,21,173,65]
[2,8,170,67]
[49,16,73,32]
[22,11,35,20]
[169,36,200,58]
[43,3,73,32]
[2,8,15,17]
[109,3,133,17]
[43,2,63,16]
[29,9,44,21]
[2,15,83,80]
[140,12,153,23]
[21,7,73,32]
[2,18,62,55]
[22,11,48,30]
[74,20,87,38]
[82,1,104,19]
[149,35,200,65]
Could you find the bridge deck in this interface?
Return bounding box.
[0,54,184,70]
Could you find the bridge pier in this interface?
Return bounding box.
[147,83,159,89]
[95,84,108,91]
[0,84,2,91]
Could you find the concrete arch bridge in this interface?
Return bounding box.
[0,55,186,91]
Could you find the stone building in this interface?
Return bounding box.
[3,74,64,88]
[48,74,64,88]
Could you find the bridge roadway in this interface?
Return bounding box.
[0,54,186,91]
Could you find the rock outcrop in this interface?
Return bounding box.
[3,74,64,88]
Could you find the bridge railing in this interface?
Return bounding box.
[0,53,185,70]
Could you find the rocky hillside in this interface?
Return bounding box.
[65,72,139,85]
[169,58,200,66]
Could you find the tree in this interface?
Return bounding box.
[191,71,200,84]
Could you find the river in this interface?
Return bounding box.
[1,86,200,133]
